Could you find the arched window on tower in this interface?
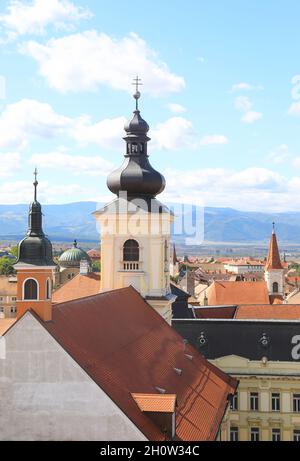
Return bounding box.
[123,239,140,271]
[23,279,38,300]
[46,279,51,300]
[273,282,279,293]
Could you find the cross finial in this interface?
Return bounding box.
[132,75,142,110]
[33,167,38,201]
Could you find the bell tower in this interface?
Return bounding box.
[14,170,56,322]
[264,223,284,299]
[94,78,175,324]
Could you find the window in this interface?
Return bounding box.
[0,307,3,313]
[273,282,279,293]
[123,240,140,271]
[293,394,300,413]
[123,240,139,262]
[294,430,300,442]
[46,279,51,300]
[23,279,38,300]
[11,297,17,302]
[271,393,280,412]
[250,392,259,411]
[272,429,281,442]
[230,427,239,442]
[231,393,238,411]
[250,427,260,442]
[10,307,16,314]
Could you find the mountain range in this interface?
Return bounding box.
[1,202,300,245]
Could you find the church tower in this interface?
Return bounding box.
[14,170,56,322]
[264,223,284,299]
[94,79,175,324]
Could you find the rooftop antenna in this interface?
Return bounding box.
[132,75,143,111]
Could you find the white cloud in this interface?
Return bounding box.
[71,115,126,150]
[288,102,300,116]
[22,31,185,96]
[200,135,229,146]
[268,144,290,165]
[0,180,84,204]
[231,83,263,92]
[235,96,253,113]
[168,103,186,114]
[0,0,91,39]
[162,167,299,212]
[0,98,70,150]
[241,110,263,124]
[151,117,196,150]
[30,149,114,176]
[234,96,262,124]
[0,152,21,176]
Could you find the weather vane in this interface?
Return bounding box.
[132,75,143,110]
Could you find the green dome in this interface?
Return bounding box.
[58,240,91,268]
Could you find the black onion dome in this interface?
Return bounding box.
[124,110,150,135]
[107,97,166,199]
[15,173,56,267]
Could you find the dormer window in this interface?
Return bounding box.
[123,239,140,271]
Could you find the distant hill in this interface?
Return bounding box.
[1,202,300,245]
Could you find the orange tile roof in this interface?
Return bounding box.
[193,306,237,319]
[38,287,237,441]
[265,232,283,270]
[207,281,270,306]
[132,394,177,413]
[236,304,300,320]
[53,273,100,303]
[0,318,16,335]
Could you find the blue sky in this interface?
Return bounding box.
[0,0,300,211]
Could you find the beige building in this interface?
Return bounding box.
[216,355,300,442]
[0,276,17,319]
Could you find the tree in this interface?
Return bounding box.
[10,246,18,258]
[92,260,101,273]
[0,257,16,276]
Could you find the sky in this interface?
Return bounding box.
[1,0,300,211]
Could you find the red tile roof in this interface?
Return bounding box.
[53,273,100,303]
[132,394,177,413]
[40,287,236,441]
[265,232,283,270]
[207,281,270,306]
[235,304,300,320]
[0,318,16,335]
[193,306,237,319]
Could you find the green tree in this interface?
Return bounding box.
[10,246,18,258]
[0,257,16,276]
[92,260,101,273]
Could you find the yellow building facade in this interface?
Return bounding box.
[214,355,300,442]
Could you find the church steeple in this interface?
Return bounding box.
[107,77,166,200]
[15,171,56,322]
[15,170,55,267]
[265,223,283,270]
[95,79,175,324]
[264,223,284,301]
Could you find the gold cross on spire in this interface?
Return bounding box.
[132,75,142,110]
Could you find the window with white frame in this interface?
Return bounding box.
[271,393,280,412]
[231,392,238,411]
[271,429,281,442]
[230,427,239,442]
[250,392,259,411]
[294,430,300,442]
[293,394,300,413]
[250,427,260,442]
